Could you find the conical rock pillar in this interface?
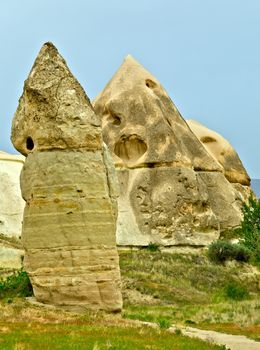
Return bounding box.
[93,56,248,246]
[11,42,122,312]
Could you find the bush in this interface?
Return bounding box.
[147,242,160,252]
[207,240,251,264]
[157,317,171,329]
[224,282,249,301]
[0,269,33,299]
[238,196,260,262]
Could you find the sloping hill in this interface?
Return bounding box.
[120,250,260,340]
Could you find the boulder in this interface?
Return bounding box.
[93,55,249,246]
[11,42,122,312]
[0,151,24,269]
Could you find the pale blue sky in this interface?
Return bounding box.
[0,0,259,177]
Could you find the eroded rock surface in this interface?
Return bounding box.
[94,56,250,246]
[187,120,250,186]
[0,151,24,268]
[11,42,122,312]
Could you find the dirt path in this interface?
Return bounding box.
[169,326,260,350]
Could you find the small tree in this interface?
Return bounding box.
[239,195,260,262]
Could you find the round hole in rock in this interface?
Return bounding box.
[114,135,147,165]
[145,79,157,89]
[110,114,121,126]
[26,137,34,151]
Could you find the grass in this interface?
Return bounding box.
[0,249,259,348]
[120,250,260,340]
[0,300,223,350]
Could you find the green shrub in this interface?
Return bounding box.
[238,196,260,262]
[207,240,251,264]
[241,196,260,243]
[147,242,160,252]
[157,317,171,329]
[224,282,249,301]
[0,269,33,299]
[232,244,251,262]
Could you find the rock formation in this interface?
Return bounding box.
[187,119,253,204]
[0,151,24,268]
[93,55,251,246]
[11,42,122,312]
[187,120,250,186]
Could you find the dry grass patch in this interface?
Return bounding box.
[120,250,260,340]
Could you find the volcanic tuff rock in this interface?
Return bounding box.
[187,119,250,186]
[93,55,250,246]
[11,42,122,312]
[0,151,24,269]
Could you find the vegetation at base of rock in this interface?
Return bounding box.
[207,240,251,264]
[0,269,33,299]
[147,242,160,252]
[120,250,257,306]
[219,228,241,241]
[0,300,224,350]
[120,250,259,340]
[237,195,260,262]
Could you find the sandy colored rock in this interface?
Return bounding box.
[187,119,250,186]
[94,55,222,172]
[0,151,25,268]
[0,244,23,269]
[0,151,25,239]
[11,42,122,312]
[94,56,247,246]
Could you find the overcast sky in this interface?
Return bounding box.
[1,0,259,178]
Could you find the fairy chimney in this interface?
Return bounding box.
[11,42,122,312]
[93,56,250,246]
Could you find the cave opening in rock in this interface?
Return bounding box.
[145,79,157,89]
[114,135,147,164]
[110,114,121,125]
[26,136,34,151]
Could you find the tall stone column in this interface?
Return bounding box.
[11,42,122,312]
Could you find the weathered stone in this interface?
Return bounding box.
[115,167,220,246]
[94,55,222,172]
[11,42,122,312]
[93,56,247,246]
[187,119,250,186]
[0,151,24,269]
[0,244,23,269]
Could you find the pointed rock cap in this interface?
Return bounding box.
[93,55,222,171]
[11,42,102,156]
[187,119,250,185]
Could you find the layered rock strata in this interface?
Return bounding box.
[0,151,24,268]
[94,55,251,246]
[11,42,122,312]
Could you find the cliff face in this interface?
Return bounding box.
[93,56,252,247]
[0,151,24,269]
[11,42,122,312]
